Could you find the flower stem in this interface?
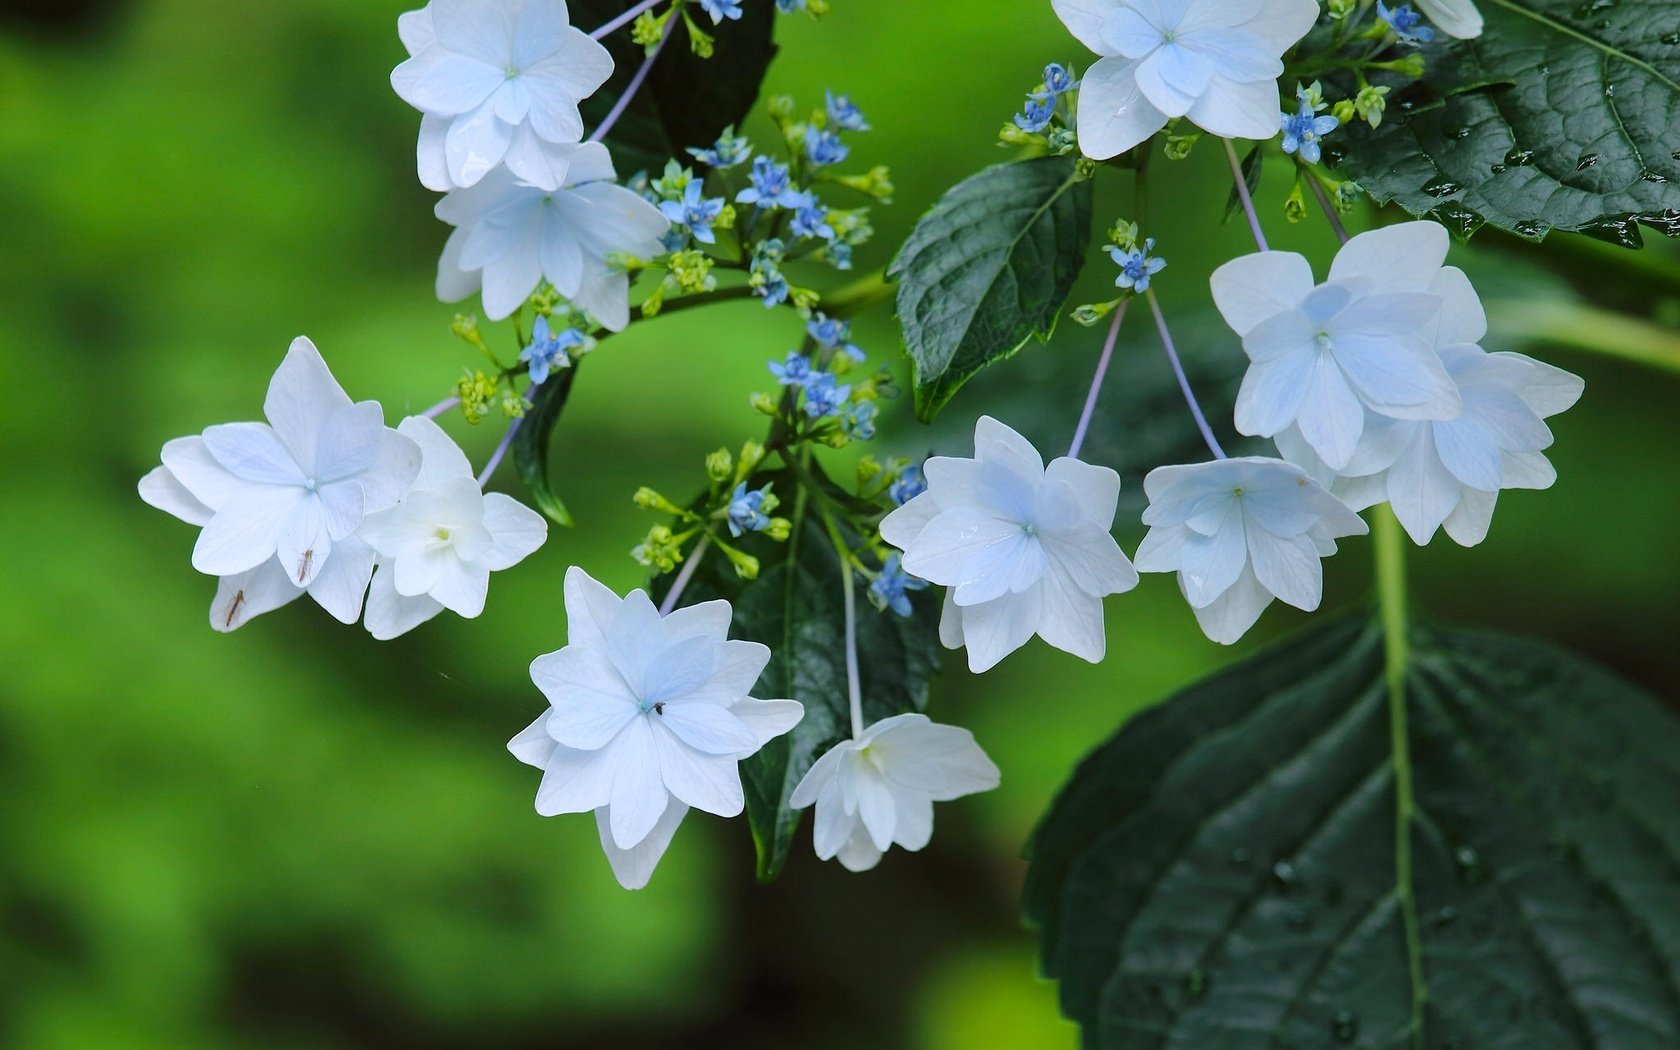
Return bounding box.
[1372,503,1427,1049]
[837,531,864,740]
[476,414,522,488]
[1145,290,1226,460]
[1306,173,1351,245]
[588,0,664,40]
[588,13,676,143]
[1222,138,1269,252]
[420,395,460,420]
[658,533,711,616]
[1067,300,1128,460]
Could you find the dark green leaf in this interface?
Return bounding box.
[575,0,777,176]
[511,366,579,526]
[1025,617,1680,1048]
[654,469,943,880]
[889,155,1094,422]
[1335,0,1680,243]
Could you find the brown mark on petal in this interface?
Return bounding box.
[224,590,246,629]
[653,702,667,715]
[296,550,314,583]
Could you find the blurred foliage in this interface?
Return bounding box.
[0,0,1676,1047]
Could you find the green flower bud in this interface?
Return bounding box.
[789,287,821,314]
[705,448,733,483]
[856,454,883,486]
[1073,155,1098,180]
[631,11,663,45]
[737,440,766,478]
[1334,180,1364,211]
[719,543,760,580]
[816,430,849,449]
[998,123,1042,147]
[1332,99,1356,125]
[1355,84,1391,128]
[1162,131,1200,160]
[1106,219,1140,250]
[1327,0,1357,19]
[767,94,796,121]
[640,280,667,318]
[1048,128,1077,155]
[1285,183,1308,224]
[766,517,792,542]
[750,392,779,416]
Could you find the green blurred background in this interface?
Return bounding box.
[2,0,1677,1046]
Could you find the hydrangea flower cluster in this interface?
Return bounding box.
[140,339,547,636]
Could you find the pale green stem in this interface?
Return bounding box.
[1373,504,1426,1048]
[1484,299,1680,377]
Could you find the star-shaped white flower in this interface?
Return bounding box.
[1416,0,1482,38]
[879,416,1139,673]
[357,416,548,639]
[1210,221,1463,473]
[1276,266,1583,545]
[139,338,420,627]
[509,567,803,888]
[1052,0,1319,159]
[1135,456,1369,644]
[391,0,614,190]
[435,144,670,327]
[788,714,999,872]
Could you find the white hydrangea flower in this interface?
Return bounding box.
[357,416,548,639]
[391,0,614,191]
[1210,221,1463,473]
[1135,456,1369,645]
[1276,273,1583,548]
[788,714,999,872]
[435,143,669,327]
[1052,0,1319,160]
[139,338,420,628]
[508,567,803,889]
[1416,0,1483,38]
[879,416,1139,673]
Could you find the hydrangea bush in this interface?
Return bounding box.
[141,0,1680,1043]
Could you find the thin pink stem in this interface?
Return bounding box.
[589,0,664,40]
[1307,175,1351,245]
[588,14,677,143]
[1222,138,1269,252]
[1067,300,1128,460]
[1147,290,1227,460]
[658,534,712,616]
[476,415,522,488]
[421,395,460,420]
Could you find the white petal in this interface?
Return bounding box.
[1295,356,1367,471]
[1501,448,1557,490]
[431,0,514,64]
[651,721,745,817]
[1234,346,1316,437]
[811,779,858,860]
[1179,507,1247,607]
[308,533,376,623]
[607,718,670,849]
[1052,0,1127,52]
[879,491,942,550]
[728,698,804,752]
[445,100,513,188]
[478,493,548,570]
[596,801,687,890]
[536,742,618,816]
[1189,562,1273,644]
[1240,0,1321,52]
[902,506,1028,589]
[435,227,482,303]
[1441,486,1497,545]
[363,562,444,639]
[507,711,558,770]
[202,422,307,486]
[1133,42,1210,117]
[1184,74,1277,139]
[562,565,621,651]
[854,767,898,852]
[1134,523,1187,573]
[277,494,332,588]
[1040,524,1138,597]
[835,820,886,872]
[1075,54,1169,160]
[1430,266,1488,346]
[956,588,1043,673]
[532,647,639,749]
[192,485,304,577]
[1036,560,1109,662]
[161,435,244,511]
[397,6,437,55]
[427,553,490,617]
[264,337,354,469]
[209,558,305,633]
[1384,432,1463,544]
[1209,251,1315,336]
[1328,221,1451,291]
[655,703,759,756]
[1244,526,1324,611]
[139,465,212,526]
[791,743,851,810]
[1044,457,1121,527]
[1505,352,1585,418]
[503,125,580,190]
[871,719,1001,801]
[938,589,966,650]
[1415,0,1483,37]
